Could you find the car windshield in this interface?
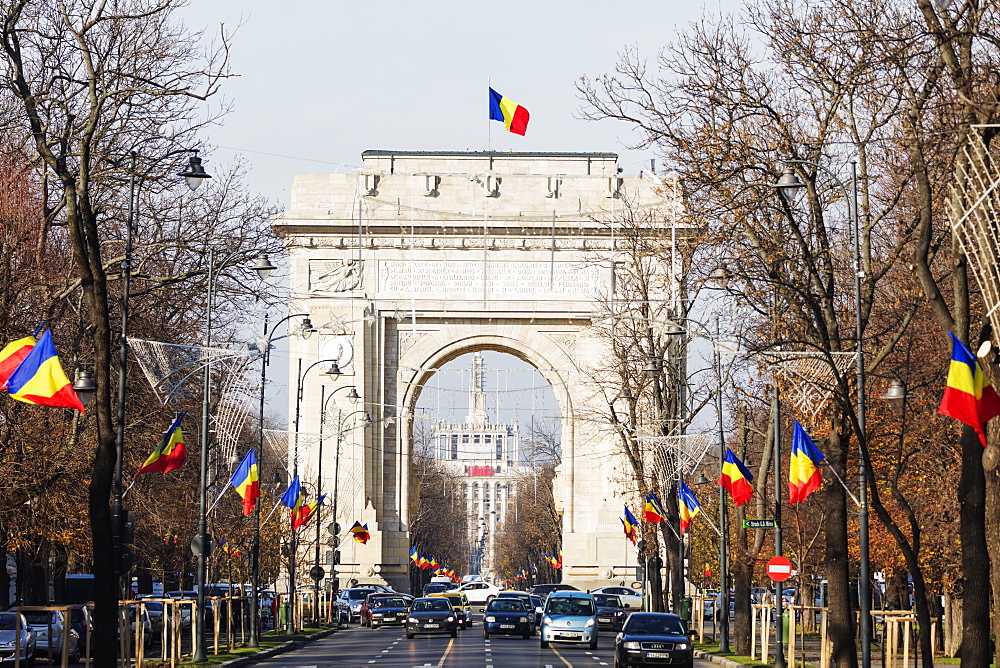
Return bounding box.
[530,596,542,607]
[373,598,408,609]
[413,599,450,612]
[593,594,622,607]
[23,611,55,625]
[546,598,595,616]
[626,616,687,635]
[142,602,163,612]
[487,599,526,613]
[0,614,18,630]
[348,590,374,600]
[444,596,463,605]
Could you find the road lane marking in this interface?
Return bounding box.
[549,645,574,667]
[436,636,455,667]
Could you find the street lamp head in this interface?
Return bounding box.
[177,151,212,191]
[346,386,360,404]
[772,166,805,205]
[298,317,317,340]
[693,472,711,485]
[617,386,634,402]
[252,252,277,280]
[325,362,342,376]
[72,368,97,407]
[665,323,686,337]
[643,358,661,376]
[880,378,911,414]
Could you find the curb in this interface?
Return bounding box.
[218,627,338,667]
[694,649,747,667]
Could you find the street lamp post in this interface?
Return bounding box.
[667,315,730,652]
[112,150,209,601]
[250,311,314,647]
[314,386,359,624]
[193,247,276,663]
[773,160,869,667]
[286,357,342,634]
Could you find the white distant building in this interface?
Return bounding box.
[432,353,520,575]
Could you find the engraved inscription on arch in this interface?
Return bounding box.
[377,260,599,298]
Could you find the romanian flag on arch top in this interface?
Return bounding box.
[489,88,530,136]
[349,520,370,544]
[6,329,85,412]
[789,421,825,504]
[939,332,1000,447]
[230,449,260,516]
[677,479,701,535]
[720,448,754,506]
[0,335,35,390]
[135,413,187,476]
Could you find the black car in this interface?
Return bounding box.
[422,582,450,596]
[482,598,531,639]
[529,583,580,599]
[369,597,410,629]
[613,613,694,668]
[405,597,458,639]
[593,593,627,631]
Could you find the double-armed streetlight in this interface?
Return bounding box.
[248,311,316,647]
[314,387,361,615]
[193,246,277,663]
[772,159,870,667]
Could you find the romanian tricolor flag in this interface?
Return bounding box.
[218,538,241,557]
[349,521,370,544]
[678,479,701,535]
[135,413,187,477]
[789,421,825,504]
[293,495,326,530]
[489,87,530,136]
[643,492,667,524]
[6,329,85,412]
[409,547,419,565]
[939,332,1000,447]
[621,505,639,545]
[0,335,35,390]
[417,552,430,570]
[280,475,305,525]
[720,448,754,506]
[230,449,260,516]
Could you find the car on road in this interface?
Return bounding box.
[405,597,458,639]
[429,592,472,628]
[613,612,694,668]
[456,581,502,606]
[590,585,642,610]
[22,610,79,663]
[422,582,451,597]
[337,587,377,624]
[482,598,531,639]
[539,590,598,650]
[361,592,398,627]
[529,595,544,628]
[496,591,537,627]
[529,583,580,600]
[0,612,35,666]
[593,593,628,631]
[369,596,411,629]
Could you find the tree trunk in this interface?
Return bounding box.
[958,425,991,666]
[980,424,1000,668]
[823,420,857,668]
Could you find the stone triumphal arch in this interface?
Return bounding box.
[273,151,690,592]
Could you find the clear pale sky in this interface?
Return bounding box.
[179,0,740,208]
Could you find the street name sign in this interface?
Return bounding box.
[744,519,776,529]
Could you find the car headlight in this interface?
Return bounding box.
[519,616,528,623]
[372,613,382,618]
[585,618,596,627]
[447,616,454,622]
[407,617,417,623]
[676,643,689,650]
[614,610,624,616]
[543,616,552,625]
[485,616,496,623]
[623,641,641,649]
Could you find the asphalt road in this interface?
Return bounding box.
[248,617,715,668]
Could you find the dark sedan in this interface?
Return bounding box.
[593,593,627,631]
[482,598,531,639]
[369,597,411,629]
[405,598,457,639]
[614,613,694,668]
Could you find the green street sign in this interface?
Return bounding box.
[745,519,777,529]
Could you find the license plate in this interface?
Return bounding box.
[646,652,670,658]
[500,624,515,629]
[556,632,581,639]
[424,623,439,628]
[598,617,611,622]
[384,617,395,621]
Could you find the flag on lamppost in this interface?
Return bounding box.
[939,331,1000,447]
[789,420,825,504]
[229,449,260,516]
[677,479,702,535]
[720,448,754,506]
[135,413,187,476]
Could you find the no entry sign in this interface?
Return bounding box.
[766,556,793,582]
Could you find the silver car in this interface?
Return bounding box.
[539,591,599,650]
[0,612,35,666]
[22,610,79,663]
